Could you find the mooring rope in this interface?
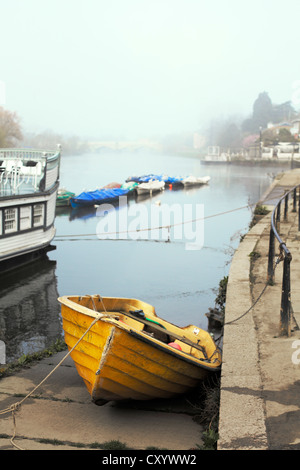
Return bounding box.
[224,254,283,326]
[54,203,255,241]
[213,254,284,346]
[0,310,110,450]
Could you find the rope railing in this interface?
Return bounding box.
[267,184,300,336]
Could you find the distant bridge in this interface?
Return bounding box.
[88,139,162,152]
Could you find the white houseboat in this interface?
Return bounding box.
[0,146,61,269]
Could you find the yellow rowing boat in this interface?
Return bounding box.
[58,295,222,405]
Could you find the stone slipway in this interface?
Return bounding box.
[0,352,203,451]
[218,168,300,450]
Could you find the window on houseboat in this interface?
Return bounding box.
[33,204,44,226]
[20,206,31,230]
[4,208,17,233]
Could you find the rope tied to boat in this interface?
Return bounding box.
[0,308,110,450]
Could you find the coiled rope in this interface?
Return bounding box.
[0,311,110,450]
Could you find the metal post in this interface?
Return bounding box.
[267,228,275,284]
[276,200,281,231]
[279,253,292,337]
[293,188,296,212]
[284,193,288,221]
[276,200,281,223]
[298,186,300,231]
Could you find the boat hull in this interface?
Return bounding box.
[59,295,221,404]
[182,176,210,186]
[0,147,60,267]
[136,182,165,195]
[0,185,58,263]
[56,190,75,207]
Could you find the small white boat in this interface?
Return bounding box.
[182,175,210,186]
[136,180,165,195]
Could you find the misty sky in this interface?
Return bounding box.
[1,0,300,140]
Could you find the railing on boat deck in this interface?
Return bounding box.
[0,147,60,160]
[267,184,300,336]
[0,146,61,195]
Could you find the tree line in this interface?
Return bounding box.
[0,106,88,155]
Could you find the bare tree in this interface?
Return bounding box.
[0,107,23,147]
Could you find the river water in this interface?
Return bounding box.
[0,151,287,363]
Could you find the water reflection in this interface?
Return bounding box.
[52,156,287,330]
[63,188,177,222]
[0,152,289,362]
[0,257,62,363]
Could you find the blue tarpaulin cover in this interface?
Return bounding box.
[126,174,183,184]
[162,176,184,184]
[70,187,131,208]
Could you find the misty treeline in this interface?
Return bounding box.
[21,131,89,155]
[0,106,88,155]
[1,92,299,155]
[206,92,299,149]
[0,106,22,148]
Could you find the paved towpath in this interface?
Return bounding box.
[218,168,300,450]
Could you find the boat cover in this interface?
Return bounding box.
[121,181,138,190]
[162,175,183,184]
[102,182,122,188]
[126,174,161,183]
[126,174,183,184]
[70,187,131,208]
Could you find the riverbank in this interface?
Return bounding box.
[201,158,295,167]
[218,168,300,450]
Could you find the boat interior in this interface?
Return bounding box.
[65,294,221,365]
